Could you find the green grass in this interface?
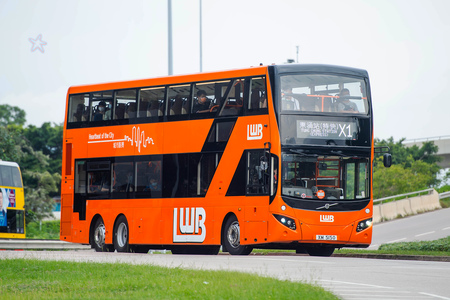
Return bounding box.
[0,259,337,300]
[336,236,450,257]
[440,197,450,208]
[26,220,60,240]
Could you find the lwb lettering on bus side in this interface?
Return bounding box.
[247,124,263,140]
[173,207,206,243]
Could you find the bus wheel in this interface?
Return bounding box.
[306,246,335,257]
[114,215,130,252]
[223,215,252,255]
[92,218,112,252]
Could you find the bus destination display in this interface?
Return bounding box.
[296,120,357,140]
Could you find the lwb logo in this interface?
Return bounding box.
[247,124,263,140]
[320,215,334,222]
[173,207,206,242]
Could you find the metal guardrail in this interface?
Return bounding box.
[438,191,450,200]
[373,188,435,204]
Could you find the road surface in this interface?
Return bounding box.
[2,250,449,300]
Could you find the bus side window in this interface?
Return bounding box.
[0,166,13,187]
[220,79,245,116]
[90,91,113,122]
[136,159,162,198]
[246,150,269,195]
[111,161,135,197]
[188,153,216,196]
[11,167,22,188]
[75,160,87,194]
[140,87,165,120]
[248,77,267,113]
[114,89,137,121]
[68,94,89,123]
[167,84,190,117]
[192,80,231,115]
[86,161,111,195]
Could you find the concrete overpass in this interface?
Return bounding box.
[404,136,450,168]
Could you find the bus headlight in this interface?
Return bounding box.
[356,218,372,232]
[273,214,296,230]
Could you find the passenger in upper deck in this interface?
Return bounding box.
[94,101,111,121]
[337,88,359,113]
[192,90,211,113]
[281,87,300,110]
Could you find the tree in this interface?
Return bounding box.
[24,171,60,223]
[22,122,63,175]
[0,104,26,127]
[0,117,62,224]
[373,137,442,199]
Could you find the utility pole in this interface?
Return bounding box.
[168,0,173,75]
[199,0,203,72]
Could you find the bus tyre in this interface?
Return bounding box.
[223,215,252,255]
[92,218,112,252]
[306,246,335,257]
[114,215,130,252]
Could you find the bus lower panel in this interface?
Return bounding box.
[253,242,370,251]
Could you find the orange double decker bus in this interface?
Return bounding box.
[60,64,389,256]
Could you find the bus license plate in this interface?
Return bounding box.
[316,235,337,241]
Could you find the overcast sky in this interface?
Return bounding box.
[1,0,449,141]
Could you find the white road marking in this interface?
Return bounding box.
[319,279,393,289]
[387,237,407,243]
[415,231,435,237]
[442,227,450,231]
[419,292,450,300]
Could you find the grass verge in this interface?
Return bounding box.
[336,236,450,257]
[0,259,337,299]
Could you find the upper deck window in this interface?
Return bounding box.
[114,89,137,121]
[66,76,268,129]
[140,86,165,119]
[280,74,369,115]
[68,94,89,123]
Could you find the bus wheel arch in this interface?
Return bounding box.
[113,214,131,252]
[221,213,253,255]
[90,215,113,252]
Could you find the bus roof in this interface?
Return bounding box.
[67,64,369,95]
[272,64,369,77]
[67,65,268,95]
[0,160,20,168]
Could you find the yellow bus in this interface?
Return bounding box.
[0,160,25,239]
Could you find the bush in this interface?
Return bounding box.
[26,220,60,239]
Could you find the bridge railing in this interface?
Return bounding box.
[373,188,435,204]
[404,135,450,143]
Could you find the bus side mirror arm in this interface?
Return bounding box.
[374,146,392,168]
